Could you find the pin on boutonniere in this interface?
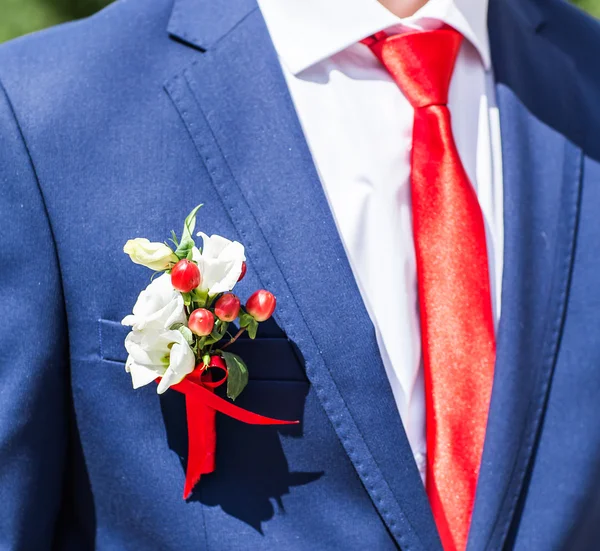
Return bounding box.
[121,205,298,499]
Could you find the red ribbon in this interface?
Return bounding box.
[162,356,299,499]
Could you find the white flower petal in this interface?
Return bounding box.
[198,232,230,259]
[208,265,241,295]
[191,246,201,263]
[125,331,168,369]
[156,337,195,394]
[125,274,185,331]
[161,295,186,329]
[124,238,177,271]
[123,328,194,393]
[193,233,245,296]
[128,361,163,389]
[122,314,136,327]
[219,240,246,263]
[199,257,224,293]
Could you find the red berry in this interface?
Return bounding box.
[238,261,247,282]
[246,290,276,322]
[171,259,201,293]
[214,293,241,322]
[188,308,214,336]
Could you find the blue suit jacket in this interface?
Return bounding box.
[1,0,600,549]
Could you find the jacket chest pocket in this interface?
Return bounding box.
[98,318,309,383]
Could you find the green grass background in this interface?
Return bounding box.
[0,0,598,43]
[1,0,112,43]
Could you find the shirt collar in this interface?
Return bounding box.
[257,0,491,75]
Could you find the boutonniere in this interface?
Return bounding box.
[121,205,298,498]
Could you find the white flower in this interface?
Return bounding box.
[124,238,178,271]
[124,328,196,393]
[122,274,195,393]
[122,274,185,332]
[192,232,246,296]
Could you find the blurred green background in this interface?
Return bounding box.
[1,0,113,43]
[0,0,599,43]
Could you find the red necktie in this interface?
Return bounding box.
[363,29,496,551]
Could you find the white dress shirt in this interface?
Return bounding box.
[257,0,503,482]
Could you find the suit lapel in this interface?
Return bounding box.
[468,2,584,549]
[166,1,440,549]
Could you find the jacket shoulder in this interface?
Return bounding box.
[539,1,600,152]
[0,0,176,113]
[542,1,600,82]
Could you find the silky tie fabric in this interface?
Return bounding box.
[363,29,496,551]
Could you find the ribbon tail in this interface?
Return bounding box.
[182,386,217,500]
[171,371,298,499]
[178,379,299,426]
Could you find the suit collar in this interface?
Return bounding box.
[167,0,545,55]
[167,0,257,50]
[499,0,545,32]
[257,0,491,74]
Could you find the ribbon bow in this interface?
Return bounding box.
[163,356,298,499]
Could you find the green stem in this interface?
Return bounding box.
[220,327,246,350]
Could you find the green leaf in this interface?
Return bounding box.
[169,322,185,331]
[238,311,258,338]
[205,320,229,345]
[247,319,258,340]
[238,312,254,328]
[191,287,208,308]
[174,204,203,260]
[197,336,207,351]
[222,351,249,401]
[181,292,192,307]
[177,325,194,346]
[211,321,229,341]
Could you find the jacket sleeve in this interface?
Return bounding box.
[0,79,69,548]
